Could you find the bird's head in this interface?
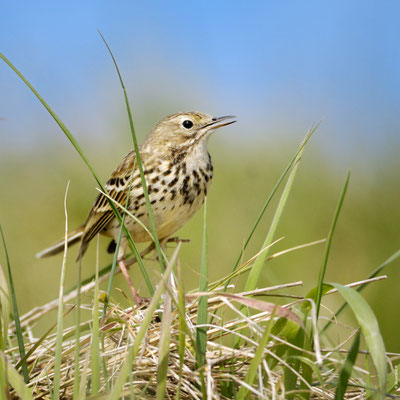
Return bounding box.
[144,111,236,152]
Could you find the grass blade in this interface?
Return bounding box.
[331,283,387,396]
[0,348,7,397]
[236,307,277,400]
[0,51,154,296]
[15,307,75,370]
[109,242,182,399]
[98,30,165,273]
[284,328,307,400]
[209,238,323,292]
[73,258,83,399]
[0,225,29,383]
[78,351,91,399]
[196,198,208,369]
[0,352,33,400]
[244,129,310,293]
[156,278,172,400]
[322,248,400,333]
[226,124,319,291]
[91,235,101,395]
[0,261,10,352]
[315,171,350,318]
[53,182,70,399]
[175,263,186,400]
[334,330,361,400]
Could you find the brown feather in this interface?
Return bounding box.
[76,151,140,260]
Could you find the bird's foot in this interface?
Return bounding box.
[166,236,190,244]
[134,295,151,308]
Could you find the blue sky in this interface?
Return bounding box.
[1,1,399,161]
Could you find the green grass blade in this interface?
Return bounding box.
[73,258,83,399]
[78,351,90,400]
[53,182,70,399]
[334,330,361,400]
[91,235,101,395]
[156,280,172,400]
[290,356,317,400]
[315,171,350,319]
[331,283,387,396]
[15,308,74,370]
[96,188,155,242]
[0,51,154,296]
[0,348,7,397]
[226,123,319,291]
[98,30,165,273]
[109,242,182,399]
[236,307,277,400]
[244,132,309,293]
[0,225,29,383]
[196,198,208,369]
[304,283,333,312]
[386,367,400,395]
[283,328,305,399]
[322,248,400,333]
[0,352,33,400]
[101,335,110,392]
[209,238,322,292]
[0,261,10,352]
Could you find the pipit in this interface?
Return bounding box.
[37,111,236,303]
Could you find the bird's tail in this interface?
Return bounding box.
[36,226,84,259]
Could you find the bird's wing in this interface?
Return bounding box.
[78,150,139,259]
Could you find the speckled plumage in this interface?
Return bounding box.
[36,112,235,261]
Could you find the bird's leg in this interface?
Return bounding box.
[118,259,143,305]
[117,258,147,306]
[117,242,147,306]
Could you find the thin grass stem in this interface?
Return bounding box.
[97,30,165,273]
[225,123,319,291]
[243,131,308,293]
[72,258,83,399]
[0,225,29,383]
[196,198,208,372]
[90,235,101,395]
[315,171,350,318]
[53,182,70,398]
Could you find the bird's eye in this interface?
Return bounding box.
[182,120,194,129]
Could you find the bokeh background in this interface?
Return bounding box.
[1,1,400,350]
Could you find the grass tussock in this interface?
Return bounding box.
[3,249,399,399]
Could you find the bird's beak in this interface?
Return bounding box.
[204,115,237,130]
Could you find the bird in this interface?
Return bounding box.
[37,111,236,303]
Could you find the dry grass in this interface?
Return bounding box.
[5,249,399,399]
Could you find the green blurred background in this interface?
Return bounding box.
[1,1,400,351]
